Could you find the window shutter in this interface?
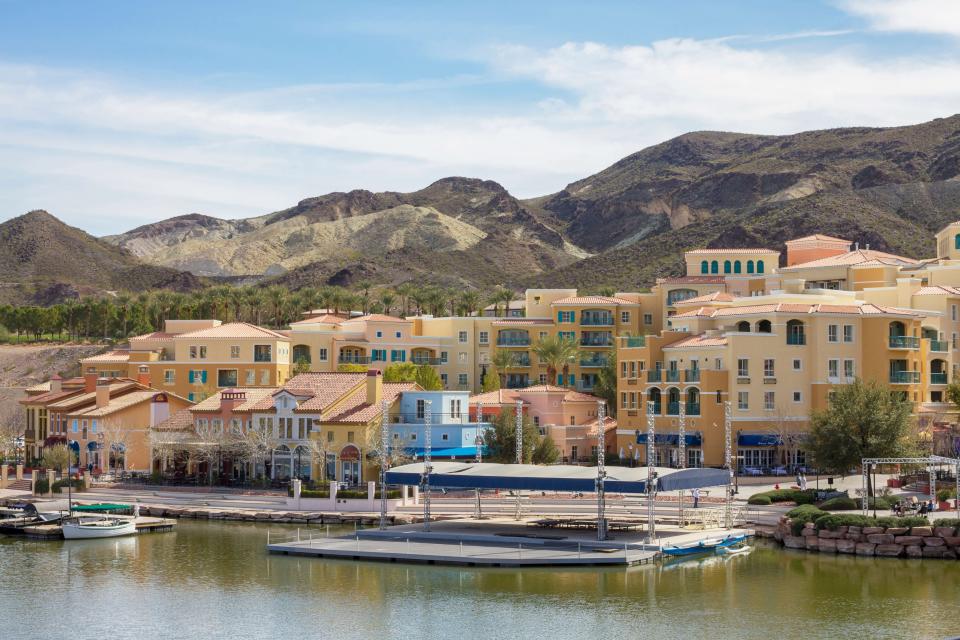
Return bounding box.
[201,370,208,383]
[188,370,194,383]
[557,311,562,323]
[570,311,576,323]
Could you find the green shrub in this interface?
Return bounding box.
[933,518,960,528]
[748,488,816,505]
[936,487,956,502]
[814,513,928,531]
[51,478,84,493]
[787,504,827,535]
[819,496,859,511]
[34,478,49,494]
[747,494,772,505]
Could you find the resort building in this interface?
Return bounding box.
[388,390,488,460]
[80,320,292,402]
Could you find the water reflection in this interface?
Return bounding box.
[2,521,957,640]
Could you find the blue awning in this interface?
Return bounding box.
[635,433,702,446]
[406,446,480,458]
[738,433,783,446]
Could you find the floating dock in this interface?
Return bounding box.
[20,516,176,539]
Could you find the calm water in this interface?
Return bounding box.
[2,520,959,640]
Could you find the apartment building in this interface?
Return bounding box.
[81,320,292,401]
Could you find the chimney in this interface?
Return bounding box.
[150,393,170,425]
[896,277,921,308]
[855,242,859,250]
[137,365,151,388]
[96,378,110,408]
[84,367,98,392]
[50,374,62,394]
[366,369,383,405]
[219,389,246,412]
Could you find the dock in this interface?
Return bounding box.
[21,516,177,539]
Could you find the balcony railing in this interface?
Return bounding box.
[786,334,806,346]
[621,336,646,348]
[497,337,531,346]
[889,370,920,384]
[339,355,370,364]
[666,401,680,415]
[929,339,949,352]
[647,370,662,383]
[580,318,614,326]
[512,357,532,367]
[684,369,700,382]
[665,369,681,383]
[580,336,614,347]
[685,402,700,416]
[931,372,948,385]
[253,355,272,363]
[411,357,443,366]
[889,335,919,349]
[580,357,608,368]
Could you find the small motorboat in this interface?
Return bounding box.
[717,544,752,556]
[62,516,136,540]
[662,534,747,557]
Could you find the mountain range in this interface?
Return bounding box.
[6,114,960,303]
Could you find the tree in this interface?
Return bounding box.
[338,363,368,373]
[383,362,419,382]
[292,356,311,376]
[99,418,130,472]
[806,378,914,499]
[532,435,561,464]
[946,379,960,414]
[415,365,443,391]
[239,422,281,481]
[532,334,580,385]
[491,349,513,388]
[482,407,542,464]
[591,349,618,416]
[481,365,501,392]
[42,444,71,476]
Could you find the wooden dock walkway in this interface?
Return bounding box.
[21,516,176,539]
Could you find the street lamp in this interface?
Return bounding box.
[14,435,24,467]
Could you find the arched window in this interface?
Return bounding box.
[747,260,754,274]
[666,387,681,415]
[757,260,765,274]
[786,319,805,345]
[736,321,750,332]
[757,319,772,333]
[648,388,662,414]
[889,321,906,338]
[687,388,700,415]
[711,260,719,274]
[723,260,732,274]
[667,288,699,306]
[701,260,709,274]
[292,344,311,365]
[733,260,742,274]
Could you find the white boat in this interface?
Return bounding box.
[717,544,752,556]
[62,516,136,540]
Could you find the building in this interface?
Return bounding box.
[80,320,292,402]
[389,390,488,460]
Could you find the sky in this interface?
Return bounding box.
[2,0,960,235]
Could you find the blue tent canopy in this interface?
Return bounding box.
[406,446,480,458]
[385,462,730,494]
[635,433,703,446]
[738,433,783,446]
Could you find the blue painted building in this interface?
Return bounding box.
[390,390,490,459]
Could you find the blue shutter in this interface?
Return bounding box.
[570,310,576,323]
[188,370,195,383]
[557,375,563,385]
[557,311,562,323]
[201,370,208,383]
[568,374,575,386]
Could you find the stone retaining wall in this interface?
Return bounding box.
[774,516,959,559]
[132,504,422,526]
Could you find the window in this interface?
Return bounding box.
[440,373,448,386]
[376,331,383,338]
[737,392,749,410]
[533,416,540,427]
[827,324,838,343]
[558,331,575,341]
[440,351,448,364]
[458,352,467,363]
[620,311,630,323]
[763,359,775,378]
[716,390,723,404]
[843,325,854,343]
[410,433,417,441]
[558,311,575,323]
[828,359,839,379]
[218,369,238,387]
[245,370,255,385]
[164,370,175,384]
[260,369,270,385]
[254,345,272,362]
[793,359,802,371]
[390,350,406,362]
[395,331,401,338]
[371,349,387,362]
[91,419,97,434]
[715,358,723,370]
[844,359,855,378]
[451,399,462,419]
[317,348,328,362]
[643,313,653,325]
[230,346,240,359]
[189,346,198,359]
[327,431,335,443]
[737,358,749,378]
[441,433,449,441]
[479,331,489,345]
[793,391,802,403]
[786,320,805,345]
[764,391,775,411]
[621,361,628,378]
[71,419,78,433]
[538,374,547,384]
[458,331,468,343]
[701,260,709,274]
[953,305,957,322]
[416,399,426,420]
[724,260,732,274]
[393,433,399,440]
[458,374,468,386]
[188,369,206,385]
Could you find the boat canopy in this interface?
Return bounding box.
[385,462,729,494]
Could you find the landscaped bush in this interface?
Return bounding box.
[932,518,960,528]
[786,504,827,535]
[818,496,859,511]
[51,478,84,493]
[747,488,816,505]
[936,487,957,502]
[814,513,928,531]
[747,494,772,505]
[34,478,49,494]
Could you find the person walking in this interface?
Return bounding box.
[799,474,808,491]
[692,487,700,509]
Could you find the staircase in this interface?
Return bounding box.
[4,479,32,493]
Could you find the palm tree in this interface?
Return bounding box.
[115,294,131,338]
[396,282,414,316]
[460,290,481,317]
[489,286,514,317]
[380,291,396,317]
[532,335,580,386]
[492,349,513,389]
[356,280,373,314]
[265,285,287,328]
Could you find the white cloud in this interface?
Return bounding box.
[842,0,960,37]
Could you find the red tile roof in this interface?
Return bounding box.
[915,286,960,296]
[551,295,638,305]
[342,314,409,323]
[685,248,778,254]
[673,291,737,306]
[178,322,289,340]
[780,248,918,270]
[324,382,417,423]
[665,334,728,349]
[786,234,850,244]
[657,276,728,284]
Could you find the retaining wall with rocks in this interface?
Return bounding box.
[774,516,960,559]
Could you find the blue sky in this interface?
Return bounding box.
[2,0,960,234]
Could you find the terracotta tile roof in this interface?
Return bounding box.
[685,248,778,254]
[80,350,131,364]
[129,331,174,341]
[153,408,195,432]
[671,307,715,318]
[24,381,52,393]
[20,389,82,405]
[665,334,729,349]
[247,372,366,412]
[73,391,167,417]
[786,234,850,244]
[551,295,638,305]
[673,291,737,306]
[491,318,553,325]
[177,322,289,340]
[469,386,598,405]
[341,314,409,324]
[468,389,522,405]
[711,304,779,316]
[47,382,141,411]
[658,276,728,284]
[325,382,417,423]
[582,415,618,431]
[190,388,278,413]
[780,249,918,270]
[915,286,960,296]
[289,314,350,326]
[686,301,925,318]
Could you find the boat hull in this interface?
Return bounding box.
[62,521,136,539]
[662,534,747,557]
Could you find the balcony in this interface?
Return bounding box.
[496,337,531,346]
[580,356,608,368]
[684,369,700,383]
[889,371,920,384]
[786,334,806,346]
[512,356,532,367]
[621,336,646,348]
[929,340,949,352]
[580,317,614,326]
[931,372,948,385]
[666,401,680,415]
[647,370,662,383]
[685,402,700,416]
[580,335,614,347]
[411,357,443,366]
[889,336,919,349]
[665,369,681,383]
[339,355,370,364]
